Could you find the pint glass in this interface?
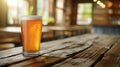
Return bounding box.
[21,16,42,56]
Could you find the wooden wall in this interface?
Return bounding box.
[0,0,8,27]
[28,0,37,15]
[64,0,72,25]
[92,4,109,25]
[70,0,77,25]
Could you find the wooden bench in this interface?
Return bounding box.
[41,31,54,42]
[0,37,20,43]
[0,43,14,50]
[0,34,119,67]
[0,32,20,47]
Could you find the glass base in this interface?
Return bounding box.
[23,51,40,57]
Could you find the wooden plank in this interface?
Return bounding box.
[0,47,22,59]
[0,39,93,66]
[95,39,120,67]
[43,40,93,57]
[0,34,98,66]
[9,56,64,67]
[41,34,97,55]
[9,35,119,67]
[0,34,96,59]
[48,35,119,57]
[9,36,95,67]
[51,36,119,67]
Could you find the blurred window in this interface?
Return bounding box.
[56,0,64,24]
[77,3,92,25]
[7,0,50,25]
[37,0,49,25]
[7,0,29,25]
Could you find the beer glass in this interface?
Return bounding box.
[21,16,42,56]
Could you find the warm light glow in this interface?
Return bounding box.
[97,1,102,5]
[97,1,106,8]
[108,9,113,14]
[101,5,106,8]
[106,1,113,8]
[7,0,18,7]
[93,0,97,2]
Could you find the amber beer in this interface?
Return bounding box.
[21,16,42,56]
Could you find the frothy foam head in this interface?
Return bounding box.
[21,16,42,20]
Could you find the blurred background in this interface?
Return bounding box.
[0,0,119,50]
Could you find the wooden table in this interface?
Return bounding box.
[0,26,87,40]
[0,27,50,34]
[0,34,120,67]
[0,26,86,33]
[0,27,52,46]
[46,26,87,39]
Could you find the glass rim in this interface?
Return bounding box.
[21,15,42,20]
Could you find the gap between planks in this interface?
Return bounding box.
[0,34,98,66]
[51,36,120,67]
[9,35,119,67]
[95,39,120,67]
[0,34,94,59]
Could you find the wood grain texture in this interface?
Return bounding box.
[52,35,119,67]
[0,47,22,59]
[9,56,64,67]
[9,38,94,67]
[10,35,119,67]
[0,34,119,67]
[95,39,120,67]
[0,34,97,66]
[0,34,95,59]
